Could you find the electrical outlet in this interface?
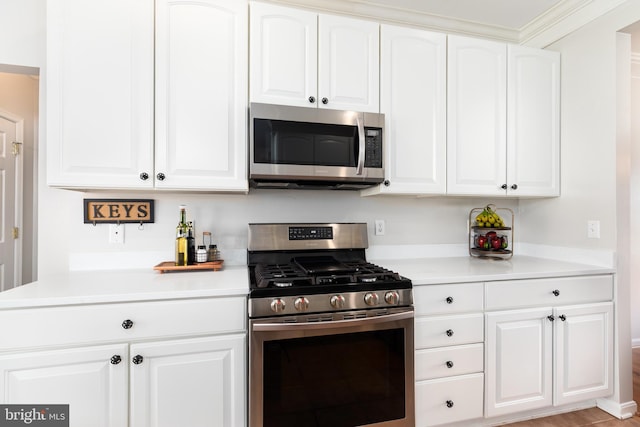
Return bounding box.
[587,220,600,239]
[374,220,385,236]
[109,224,125,244]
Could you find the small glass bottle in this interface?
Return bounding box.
[208,244,220,261]
[175,205,188,266]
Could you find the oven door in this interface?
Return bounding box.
[249,308,414,427]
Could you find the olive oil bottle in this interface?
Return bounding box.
[175,205,189,266]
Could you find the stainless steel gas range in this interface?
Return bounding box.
[247,223,415,427]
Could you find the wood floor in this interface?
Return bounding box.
[504,348,640,426]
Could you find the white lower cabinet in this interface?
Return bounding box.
[130,334,245,427]
[485,276,614,418]
[414,283,484,426]
[0,297,247,427]
[0,344,129,427]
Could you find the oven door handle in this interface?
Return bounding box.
[355,113,365,175]
[252,309,413,332]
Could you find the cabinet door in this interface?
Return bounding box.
[447,35,507,196]
[363,25,445,195]
[485,307,553,417]
[155,0,248,191]
[318,14,379,112]
[130,334,246,427]
[554,302,613,405]
[0,344,129,427]
[507,45,560,197]
[249,2,317,108]
[46,0,154,189]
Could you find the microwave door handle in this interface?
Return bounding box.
[356,114,365,175]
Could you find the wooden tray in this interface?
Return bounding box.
[154,260,224,273]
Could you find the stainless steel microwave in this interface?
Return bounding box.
[249,103,385,189]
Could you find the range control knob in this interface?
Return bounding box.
[294,297,310,312]
[330,295,345,309]
[384,291,400,305]
[270,298,286,313]
[364,292,379,306]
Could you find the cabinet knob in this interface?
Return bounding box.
[547,315,555,322]
[156,172,166,181]
[552,289,560,297]
[383,180,390,187]
[139,172,149,181]
[559,314,566,321]
[511,184,518,190]
[132,355,144,365]
[446,296,454,304]
[110,355,122,365]
[446,329,454,337]
[121,319,134,329]
[321,97,328,104]
[446,400,454,408]
[501,184,508,190]
[446,360,454,369]
[308,96,316,104]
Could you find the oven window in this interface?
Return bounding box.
[254,119,357,167]
[262,328,405,427]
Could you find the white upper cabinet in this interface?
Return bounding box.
[155,0,248,191]
[362,25,446,196]
[507,45,560,197]
[250,2,379,112]
[47,0,248,192]
[447,35,507,196]
[447,35,560,197]
[47,0,155,189]
[249,2,317,108]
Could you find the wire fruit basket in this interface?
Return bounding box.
[468,204,514,260]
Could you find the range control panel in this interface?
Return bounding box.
[289,226,333,240]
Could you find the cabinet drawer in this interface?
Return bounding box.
[485,275,613,310]
[415,313,483,349]
[0,297,246,351]
[416,343,483,381]
[414,283,483,315]
[416,373,484,427]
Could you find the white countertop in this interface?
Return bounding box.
[0,256,614,309]
[0,265,250,309]
[370,255,614,285]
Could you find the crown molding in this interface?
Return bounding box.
[259,0,628,46]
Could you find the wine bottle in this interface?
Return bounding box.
[175,205,188,266]
[187,221,196,265]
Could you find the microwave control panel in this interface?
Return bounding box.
[364,128,383,168]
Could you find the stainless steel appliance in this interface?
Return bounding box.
[247,223,414,427]
[249,103,385,189]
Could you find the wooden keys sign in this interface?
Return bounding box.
[84,199,155,224]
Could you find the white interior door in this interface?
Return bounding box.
[0,110,23,291]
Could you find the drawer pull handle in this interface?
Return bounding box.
[110,355,122,365]
[132,355,144,365]
[559,314,566,321]
[446,329,454,337]
[446,360,454,368]
[547,315,555,322]
[446,400,454,408]
[552,289,560,296]
[446,296,454,304]
[122,319,134,329]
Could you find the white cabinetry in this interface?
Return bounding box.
[155,0,248,191]
[485,276,613,418]
[0,297,247,427]
[47,0,248,192]
[249,2,379,112]
[447,35,560,197]
[362,25,446,196]
[46,0,154,190]
[414,283,484,426]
